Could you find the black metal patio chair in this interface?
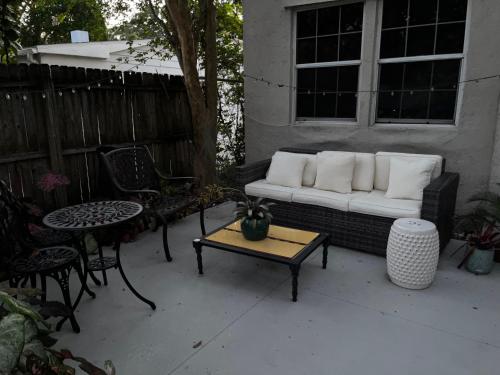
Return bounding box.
[100,146,201,261]
[0,181,89,333]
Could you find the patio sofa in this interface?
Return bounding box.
[236,147,459,256]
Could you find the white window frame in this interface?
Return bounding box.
[290,0,469,127]
[292,0,366,125]
[370,0,469,126]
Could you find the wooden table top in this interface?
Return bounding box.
[205,221,320,259]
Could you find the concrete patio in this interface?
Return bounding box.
[50,203,500,375]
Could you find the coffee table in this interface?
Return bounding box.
[192,221,330,301]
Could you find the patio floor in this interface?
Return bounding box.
[48,203,500,375]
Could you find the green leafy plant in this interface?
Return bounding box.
[456,191,500,248]
[0,0,21,63]
[0,289,114,375]
[234,196,274,224]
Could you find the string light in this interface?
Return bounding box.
[72,88,76,94]
[22,95,27,101]
[5,94,10,100]
[58,91,62,96]
[41,93,46,99]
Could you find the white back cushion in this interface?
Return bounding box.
[385,158,436,200]
[301,154,318,187]
[374,152,443,191]
[266,152,307,188]
[314,153,355,193]
[320,151,375,191]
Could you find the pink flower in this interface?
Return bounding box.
[37,172,70,192]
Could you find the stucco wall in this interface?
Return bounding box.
[243,0,500,211]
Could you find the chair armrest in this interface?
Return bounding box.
[235,159,271,190]
[421,172,460,248]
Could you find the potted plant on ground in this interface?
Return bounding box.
[234,197,274,241]
[456,191,500,274]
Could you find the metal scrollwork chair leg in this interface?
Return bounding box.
[160,214,172,262]
[97,243,108,286]
[53,269,80,333]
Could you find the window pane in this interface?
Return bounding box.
[406,25,435,56]
[339,33,361,60]
[382,0,408,28]
[340,3,364,32]
[379,63,404,91]
[316,67,338,92]
[429,91,457,119]
[297,38,316,64]
[297,69,316,92]
[338,66,358,92]
[318,6,339,35]
[439,0,467,22]
[317,35,338,62]
[404,61,432,89]
[297,93,315,117]
[316,93,337,117]
[378,91,402,118]
[380,29,406,58]
[337,93,357,118]
[432,60,460,89]
[409,0,437,26]
[401,91,430,119]
[435,22,465,54]
[297,10,317,38]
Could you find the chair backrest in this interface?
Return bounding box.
[100,146,161,193]
[0,180,26,260]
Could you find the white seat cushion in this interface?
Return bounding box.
[266,151,307,188]
[245,180,297,202]
[320,151,375,191]
[349,190,422,219]
[375,152,443,191]
[292,187,369,212]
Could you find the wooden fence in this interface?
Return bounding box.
[0,64,193,209]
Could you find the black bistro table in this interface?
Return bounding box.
[193,220,330,302]
[43,201,156,329]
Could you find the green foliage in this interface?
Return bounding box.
[109,0,245,180]
[0,290,114,374]
[234,197,274,222]
[456,190,500,248]
[20,0,108,46]
[0,0,22,63]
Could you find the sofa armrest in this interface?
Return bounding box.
[235,159,271,191]
[421,172,460,249]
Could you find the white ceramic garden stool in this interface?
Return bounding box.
[386,218,440,290]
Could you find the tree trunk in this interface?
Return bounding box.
[165,0,217,186]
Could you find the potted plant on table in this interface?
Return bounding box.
[234,197,275,241]
[456,191,500,274]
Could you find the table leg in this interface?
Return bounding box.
[115,240,156,310]
[194,240,203,275]
[289,264,300,302]
[54,269,80,333]
[73,233,101,287]
[322,240,329,269]
[97,243,108,286]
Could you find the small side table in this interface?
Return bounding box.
[44,201,156,330]
[386,218,440,290]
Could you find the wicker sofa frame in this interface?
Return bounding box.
[236,147,460,256]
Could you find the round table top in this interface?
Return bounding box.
[43,201,143,231]
[393,218,436,235]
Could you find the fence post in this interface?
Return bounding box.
[41,65,67,207]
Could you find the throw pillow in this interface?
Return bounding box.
[385,158,436,200]
[302,154,318,187]
[314,153,356,193]
[266,152,308,188]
